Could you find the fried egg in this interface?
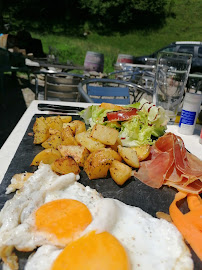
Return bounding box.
[0,164,193,270]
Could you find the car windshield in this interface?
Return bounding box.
[153,45,176,57]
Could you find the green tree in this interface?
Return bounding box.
[1,0,171,34]
[79,0,169,32]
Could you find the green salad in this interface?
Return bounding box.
[79,99,169,147]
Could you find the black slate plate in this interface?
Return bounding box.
[0,114,201,269]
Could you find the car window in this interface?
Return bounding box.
[152,46,175,57]
[198,46,202,58]
[178,45,194,55]
[161,46,176,52]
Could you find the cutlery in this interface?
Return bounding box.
[37,104,86,113]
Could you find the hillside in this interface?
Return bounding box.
[32,0,202,73]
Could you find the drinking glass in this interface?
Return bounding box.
[153,51,192,124]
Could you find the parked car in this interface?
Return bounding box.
[133,41,202,91]
[133,41,202,74]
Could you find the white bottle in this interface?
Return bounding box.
[178,92,202,135]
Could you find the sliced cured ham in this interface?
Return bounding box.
[134,152,171,188]
[165,179,202,194]
[134,133,202,194]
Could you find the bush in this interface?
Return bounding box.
[2,0,171,34]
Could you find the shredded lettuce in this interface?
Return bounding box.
[80,105,109,127]
[79,99,169,146]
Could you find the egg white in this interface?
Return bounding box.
[25,197,193,270]
[0,163,102,251]
[0,164,193,270]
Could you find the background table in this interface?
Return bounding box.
[0,100,201,184]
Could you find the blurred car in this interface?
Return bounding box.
[133,41,202,74]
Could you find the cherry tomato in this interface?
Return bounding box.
[107,108,138,121]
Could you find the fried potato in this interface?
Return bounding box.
[108,137,122,151]
[60,116,72,123]
[45,116,57,123]
[33,117,49,144]
[45,116,63,131]
[63,122,76,134]
[61,126,78,146]
[118,145,139,168]
[63,120,86,135]
[75,131,105,152]
[102,148,122,162]
[109,160,132,185]
[51,156,80,175]
[62,136,78,146]
[84,149,114,180]
[49,128,61,136]
[41,134,62,149]
[58,145,89,167]
[131,144,150,161]
[31,148,61,166]
[61,126,73,138]
[90,124,119,145]
[72,120,86,135]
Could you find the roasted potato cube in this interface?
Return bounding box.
[62,136,78,146]
[60,116,72,123]
[45,116,57,124]
[61,126,78,146]
[51,156,80,175]
[110,160,132,185]
[73,120,86,135]
[41,134,62,149]
[101,148,122,162]
[75,131,105,152]
[118,145,139,168]
[31,148,61,166]
[63,120,86,135]
[45,116,63,131]
[109,137,122,152]
[49,128,61,136]
[131,144,150,161]
[63,122,76,134]
[58,145,89,167]
[61,126,74,138]
[33,117,49,144]
[84,149,114,180]
[90,124,119,145]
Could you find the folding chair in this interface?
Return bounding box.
[78,78,152,104]
[34,72,84,101]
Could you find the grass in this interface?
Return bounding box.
[31,0,202,73]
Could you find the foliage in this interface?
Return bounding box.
[79,0,168,31]
[1,0,202,75]
[1,0,171,34]
[30,0,202,74]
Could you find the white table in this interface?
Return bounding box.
[0,100,201,184]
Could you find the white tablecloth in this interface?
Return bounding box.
[0,100,201,183]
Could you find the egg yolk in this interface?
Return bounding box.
[51,231,131,270]
[35,199,92,244]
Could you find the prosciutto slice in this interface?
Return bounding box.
[134,133,202,194]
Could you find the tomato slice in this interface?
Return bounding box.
[107,108,138,121]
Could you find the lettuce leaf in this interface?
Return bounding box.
[79,99,169,146]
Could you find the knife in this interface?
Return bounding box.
[38,104,86,113]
